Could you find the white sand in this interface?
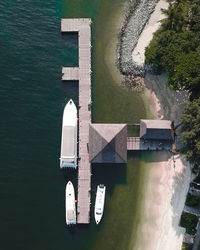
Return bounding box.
[129,152,192,250]
[129,1,191,248]
[132,0,169,66]
[138,152,192,250]
[126,1,191,249]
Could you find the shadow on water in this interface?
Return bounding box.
[128,150,172,163]
[91,163,127,224]
[91,163,127,192]
[67,223,91,235]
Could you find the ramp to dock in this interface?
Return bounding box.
[61,18,91,224]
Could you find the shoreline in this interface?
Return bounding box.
[132,0,169,66]
[93,0,191,248]
[133,152,191,250]
[118,0,159,76]
[116,0,192,249]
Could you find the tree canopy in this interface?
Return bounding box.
[145,0,200,98]
[181,98,200,166]
[144,0,200,168]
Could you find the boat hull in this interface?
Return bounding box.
[65,181,76,225]
[60,99,77,169]
[94,184,106,224]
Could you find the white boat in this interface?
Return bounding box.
[94,184,106,224]
[65,181,76,225]
[60,99,77,169]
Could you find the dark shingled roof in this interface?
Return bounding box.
[140,119,173,140]
[89,124,127,163]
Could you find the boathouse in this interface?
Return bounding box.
[140,119,174,140]
[127,119,175,151]
[89,124,127,163]
[61,18,176,224]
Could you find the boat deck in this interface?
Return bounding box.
[61,18,91,224]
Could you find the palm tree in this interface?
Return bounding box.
[161,0,186,32]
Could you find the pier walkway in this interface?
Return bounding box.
[127,137,172,151]
[127,137,140,150]
[61,18,92,224]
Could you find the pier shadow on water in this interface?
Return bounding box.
[91,163,127,194]
[128,150,172,163]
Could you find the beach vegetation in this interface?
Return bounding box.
[182,243,193,250]
[180,98,200,168]
[145,0,200,98]
[194,174,200,183]
[185,194,200,209]
[180,212,198,235]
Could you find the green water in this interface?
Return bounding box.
[0,0,155,249]
[92,1,147,123]
[62,0,154,250]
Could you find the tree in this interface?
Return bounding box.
[145,0,200,97]
[161,0,187,32]
[170,51,200,93]
[181,98,200,167]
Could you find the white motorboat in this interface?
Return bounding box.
[94,184,106,224]
[60,99,77,169]
[65,181,76,225]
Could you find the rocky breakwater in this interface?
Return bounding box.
[118,0,159,77]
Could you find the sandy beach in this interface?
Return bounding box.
[129,1,192,250]
[132,0,169,66]
[130,152,192,250]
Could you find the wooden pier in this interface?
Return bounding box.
[127,137,173,151]
[61,18,92,224]
[127,137,140,150]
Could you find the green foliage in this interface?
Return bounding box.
[194,173,200,183]
[181,98,200,165]
[145,0,200,169]
[186,194,200,208]
[161,0,189,32]
[145,0,200,97]
[182,243,193,250]
[172,52,200,93]
[180,212,198,234]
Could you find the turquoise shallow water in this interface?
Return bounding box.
[0,1,153,249]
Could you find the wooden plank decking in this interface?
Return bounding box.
[127,137,173,151]
[61,18,92,224]
[127,137,140,150]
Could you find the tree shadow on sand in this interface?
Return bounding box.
[170,154,191,237]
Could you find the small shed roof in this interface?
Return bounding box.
[140,119,173,140]
[141,119,171,129]
[89,123,127,164]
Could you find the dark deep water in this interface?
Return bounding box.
[0,1,153,249]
